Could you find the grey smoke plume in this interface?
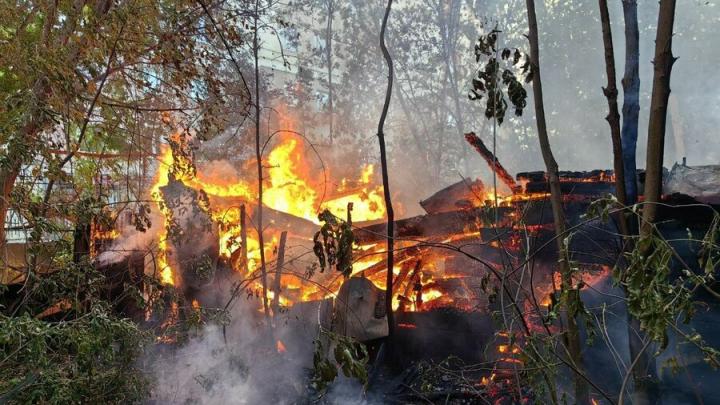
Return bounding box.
[96,209,163,267]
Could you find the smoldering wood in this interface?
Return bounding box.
[522,180,616,195]
[272,230,288,317]
[392,260,420,295]
[354,209,514,244]
[252,205,318,236]
[516,169,615,182]
[419,178,485,214]
[357,245,431,279]
[464,132,518,191]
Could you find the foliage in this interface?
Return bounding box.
[0,2,252,402]
[312,209,354,277]
[586,196,720,366]
[469,28,531,124]
[0,288,149,403]
[311,328,369,392]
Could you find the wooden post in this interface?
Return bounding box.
[271,231,287,319]
[240,204,248,277]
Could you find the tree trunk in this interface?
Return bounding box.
[633,2,677,403]
[598,0,628,236]
[378,0,395,344]
[253,0,270,322]
[641,0,677,237]
[621,0,640,204]
[325,0,335,143]
[72,222,92,263]
[524,1,589,403]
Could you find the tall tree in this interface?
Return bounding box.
[620,0,640,204]
[625,6,678,404]
[641,0,677,237]
[378,0,395,343]
[524,1,589,402]
[253,0,270,321]
[598,0,628,235]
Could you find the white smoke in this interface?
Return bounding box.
[148,298,317,404]
[96,209,163,267]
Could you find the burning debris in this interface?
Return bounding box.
[95,122,635,368]
[89,96,719,405]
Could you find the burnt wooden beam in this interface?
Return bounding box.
[516,170,615,183]
[354,208,514,244]
[523,181,616,196]
[272,231,288,318]
[465,132,518,191]
[419,178,485,214]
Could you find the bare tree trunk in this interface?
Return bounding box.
[621,0,640,204]
[641,0,677,237]
[525,1,589,403]
[598,0,628,236]
[614,4,658,402]
[378,0,395,344]
[633,3,677,404]
[325,0,335,143]
[253,0,270,322]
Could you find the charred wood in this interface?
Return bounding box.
[419,178,485,214]
[354,209,513,244]
[522,180,616,196]
[465,132,518,191]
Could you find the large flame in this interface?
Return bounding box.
[144,118,611,322]
[149,129,387,305]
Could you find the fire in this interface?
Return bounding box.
[276,340,287,353]
[150,145,176,286]
[93,229,119,239]
[149,129,387,295]
[142,114,614,324]
[265,138,318,221]
[498,344,520,354]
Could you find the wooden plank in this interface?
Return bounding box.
[419,178,485,214]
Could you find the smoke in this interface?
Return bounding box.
[96,209,163,266]
[145,292,381,404]
[148,298,314,404]
[196,159,246,187]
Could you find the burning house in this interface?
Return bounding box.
[6,2,720,404]
[90,117,720,403]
